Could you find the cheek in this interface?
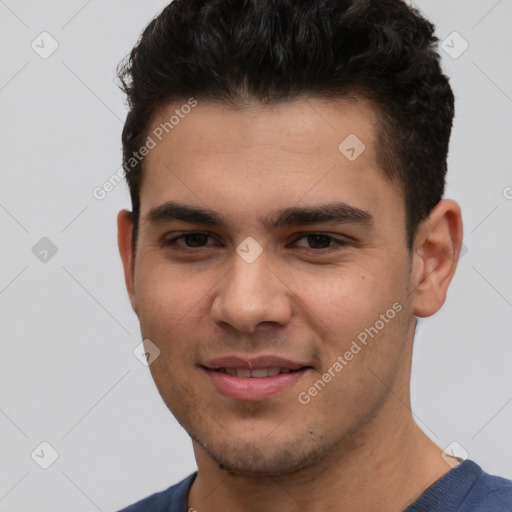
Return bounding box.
[288,260,405,322]
[134,261,221,379]
[135,260,205,328]
[134,245,409,344]
[309,307,409,420]
[287,260,409,371]
[136,265,203,404]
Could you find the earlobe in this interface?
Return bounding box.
[117,209,138,314]
[411,199,463,318]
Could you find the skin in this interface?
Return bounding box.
[118,97,463,512]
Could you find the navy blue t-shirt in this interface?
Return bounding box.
[117,460,512,511]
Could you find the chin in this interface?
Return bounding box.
[192,431,332,477]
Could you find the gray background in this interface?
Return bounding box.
[0,1,511,511]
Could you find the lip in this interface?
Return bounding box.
[203,355,308,371]
[201,355,311,401]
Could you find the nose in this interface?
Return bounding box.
[210,251,292,333]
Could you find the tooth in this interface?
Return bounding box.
[280,368,291,374]
[251,368,270,378]
[225,368,237,376]
[236,368,251,378]
[267,367,281,377]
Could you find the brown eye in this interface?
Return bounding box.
[180,233,210,247]
[293,233,347,252]
[305,234,333,249]
[163,232,213,249]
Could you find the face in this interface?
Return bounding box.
[120,97,420,476]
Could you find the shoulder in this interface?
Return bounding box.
[464,462,512,511]
[116,472,197,512]
[406,460,512,512]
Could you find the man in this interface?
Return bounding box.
[115,0,512,510]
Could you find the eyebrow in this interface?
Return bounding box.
[144,201,374,230]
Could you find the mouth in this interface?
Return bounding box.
[201,356,312,401]
[213,367,296,378]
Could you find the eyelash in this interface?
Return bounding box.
[162,232,349,254]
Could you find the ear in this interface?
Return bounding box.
[117,209,137,314]
[410,199,463,318]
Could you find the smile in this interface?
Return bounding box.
[215,367,294,378]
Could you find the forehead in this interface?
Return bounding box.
[146,96,379,162]
[138,97,403,234]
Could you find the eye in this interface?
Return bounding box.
[162,232,215,249]
[293,233,348,253]
[162,232,349,254]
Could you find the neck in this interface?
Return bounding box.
[188,400,453,512]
